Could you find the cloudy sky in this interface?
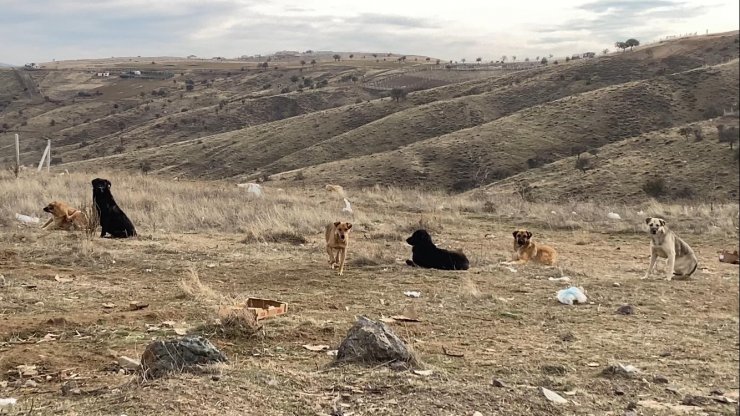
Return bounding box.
[1,0,737,64]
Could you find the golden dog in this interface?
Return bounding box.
[325,221,352,275]
[41,201,88,231]
[510,229,557,265]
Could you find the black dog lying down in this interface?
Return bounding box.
[405,229,469,270]
[92,178,137,238]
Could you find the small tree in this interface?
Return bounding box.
[642,177,666,197]
[602,48,609,55]
[718,125,739,149]
[300,60,306,66]
[615,41,628,52]
[310,59,317,66]
[332,54,341,62]
[290,75,299,83]
[501,55,507,62]
[625,38,640,50]
[476,57,482,64]
[540,57,548,65]
[390,88,407,102]
[349,54,354,59]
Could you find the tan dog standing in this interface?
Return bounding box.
[325,221,352,275]
[510,229,557,265]
[643,217,698,280]
[41,201,88,231]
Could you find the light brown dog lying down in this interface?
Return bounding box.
[510,229,557,265]
[41,201,88,231]
[325,221,352,275]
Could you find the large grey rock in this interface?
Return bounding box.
[140,335,227,379]
[336,316,415,366]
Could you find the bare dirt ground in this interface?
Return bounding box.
[0,174,738,415]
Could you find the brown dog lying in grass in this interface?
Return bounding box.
[41,201,88,231]
[509,229,557,265]
[325,221,352,276]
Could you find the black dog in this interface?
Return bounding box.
[405,229,469,270]
[92,178,137,238]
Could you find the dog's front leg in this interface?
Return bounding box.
[326,246,336,268]
[665,250,676,281]
[643,251,658,279]
[338,248,346,276]
[41,218,54,230]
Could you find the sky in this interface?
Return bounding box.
[0,0,737,64]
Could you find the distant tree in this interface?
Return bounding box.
[372,53,378,58]
[625,38,640,50]
[718,125,739,149]
[540,57,548,65]
[290,75,299,83]
[512,56,517,62]
[349,54,354,59]
[426,57,431,61]
[280,87,290,94]
[140,161,152,175]
[436,59,440,65]
[525,57,530,62]
[461,58,466,64]
[501,55,507,62]
[548,54,553,59]
[678,126,695,141]
[300,60,306,66]
[565,56,571,62]
[50,119,56,126]
[310,59,317,66]
[185,84,194,91]
[118,121,125,131]
[615,41,628,52]
[332,54,341,62]
[642,177,666,197]
[390,87,407,102]
[139,91,145,98]
[602,48,609,55]
[476,57,482,64]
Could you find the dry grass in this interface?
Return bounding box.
[0,171,737,415]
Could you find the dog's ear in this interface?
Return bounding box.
[512,231,519,238]
[526,231,532,239]
[333,221,341,227]
[644,217,652,225]
[346,223,352,230]
[658,219,666,226]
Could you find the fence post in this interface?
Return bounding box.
[14,133,20,178]
[46,139,51,172]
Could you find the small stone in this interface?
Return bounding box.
[336,316,415,366]
[129,301,149,311]
[653,375,669,384]
[541,364,567,375]
[614,388,625,396]
[23,380,38,388]
[710,389,725,396]
[211,375,221,381]
[616,305,634,315]
[613,282,621,287]
[140,335,227,379]
[491,378,506,388]
[560,332,576,342]
[472,412,483,416]
[540,387,568,404]
[34,301,44,307]
[118,356,141,370]
[682,395,712,406]
[626,402,637,411]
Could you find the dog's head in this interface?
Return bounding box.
[645,217,666,235]
[512,229,532,246]
[333,221,352,242]
[91,178,112,194]
[43,201,65,216]
[406,229,434,246]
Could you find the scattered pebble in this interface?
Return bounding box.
[540,387,568,404]
[118,356,141,370]
[653,375,669,384]
[491,378,506,388]
[23,380,37,388]
[616,305,635,315]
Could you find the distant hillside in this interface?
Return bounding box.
[1,31,738,203]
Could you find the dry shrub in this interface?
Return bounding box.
[213,305,263,338]
[178,268,219,302]
[460,276,482,299]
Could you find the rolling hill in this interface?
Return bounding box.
[0,32,738,202]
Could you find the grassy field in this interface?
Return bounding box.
[0,171,737,415]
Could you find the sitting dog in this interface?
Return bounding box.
[643,217,698,280]
[405,229,469,270]
[92,178,137,238]
[510,229,557,265]
[325,221,352,275]
[41,200,88,231]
